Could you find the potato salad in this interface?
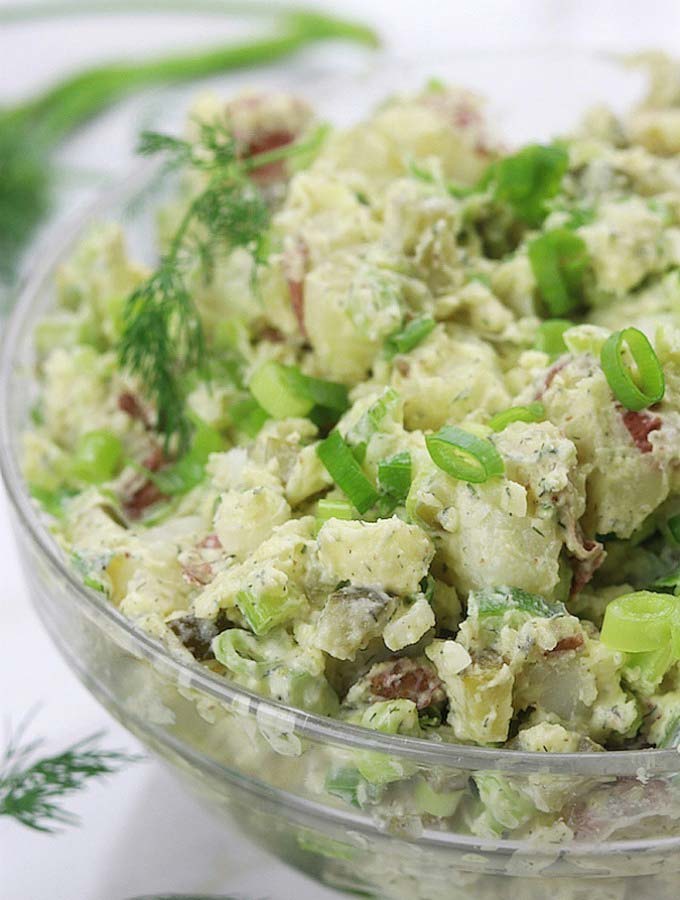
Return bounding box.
[25,55,680,764]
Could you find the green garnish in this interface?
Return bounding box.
[0,719,139,832]
[149,418,224,495]
[69,429,123,484]
[471,585,566,619]
[377,451,412,505]
[425,426,504,484]
[316,430,379,514]
[230,396,270,438]
[248,360,349,422]
[384,316,436,359]
[600,326,665,411]
[488,402,545,432]
[316,498,355,524]
[528,228,589,317]
[483,143,569,227]
[534,318,572,356]
[600,591,678,653]
[667,514,680,544]
[119,121,327,450]
[0,5,379,279]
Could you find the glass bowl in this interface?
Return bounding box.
[2,50,680,900]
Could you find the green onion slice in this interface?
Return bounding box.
[377,451,412,503]
[534,319,572,357]
[249,361,349,421]
[484,143,569,227]
[488,402,545,432]
[600,591,677,653]
[668,514,680,545]
[152,419,224,495]
[316,430,379,514]
[528,228,589,317]
[385,316,436,359]
[231,396,269,438]
[316,498,355,523]
[600,327,665,411]
[426,426,504,484]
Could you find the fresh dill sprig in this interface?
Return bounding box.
[0,6,378,281]
[119,120,328,450]
[0,717,140,833]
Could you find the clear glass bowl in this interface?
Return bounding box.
[2,50,680,900]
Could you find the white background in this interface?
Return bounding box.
[1,2,680,899]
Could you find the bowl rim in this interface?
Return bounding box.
[3,60,680,779]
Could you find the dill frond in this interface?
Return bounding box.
[118,119,328,449]
[0,717,140,832]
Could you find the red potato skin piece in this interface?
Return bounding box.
[288,278,306,336]
[370,659,446,711]
[548,634,585,654]
[118,391,151,428]
[199,533,222,549]
[620,408,662,454]
[123,481,165,520]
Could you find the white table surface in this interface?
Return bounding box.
[2,2,680,898]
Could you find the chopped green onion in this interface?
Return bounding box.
[485,143,569,227]
[346,388,400,463]
[600,591,677,653]
[316,430,379,514]
[488,402,545,432]
[249,360,349,421]
[470,586,566,620]
[377,451,412,504]
[325,767,364,808]
[235,589,305,636]
[528,228,589,317]
[384,316,436,359]
[668,515,680,544]
[413,779,462,818]
[70,430,123,484]
[249,361,314,419]
[659,714,680,749]
[652,566,680,595]
[600,327,665,411]
[230,396,269,438]
[624,643,674,689]
[151,419,224,495]
[29,484,77,519]
[425,426,504,483]
[316,498,355,523]
[534,319,572,356]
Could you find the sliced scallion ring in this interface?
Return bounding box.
[426,426,504,483]
[600,591,677,653]
[488,402,545,432]
[316,430,379,514]
[600,327,665,411]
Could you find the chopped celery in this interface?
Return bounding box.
[236,589,306,636]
